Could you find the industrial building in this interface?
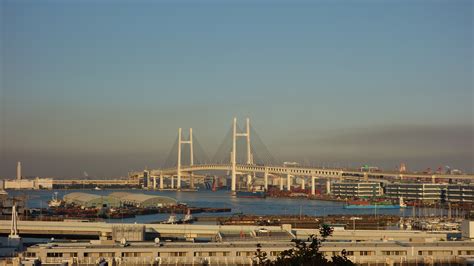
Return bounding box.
[108,192,177,208]
[385,183,474,202]
[3,178,53,190]
[331,182,382,198]
[63,192,122,208]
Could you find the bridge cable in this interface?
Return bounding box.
[162,134,179,168]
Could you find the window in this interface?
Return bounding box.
[418,250,433,256]
[208,252,216,257]
[170,252,186,257]
[222,252,230,256]
[84,253,89,257]
[236,252,242,256]
[70,252,78,257]
[99,252,114,257]
[346,251,354,256]
[121,252,139,257]
[359,251,373,256]
[270,251,281,256]
[382,251,406,256]
[459,250,474,255]
[47,253,63,258]
[25,252,36,257]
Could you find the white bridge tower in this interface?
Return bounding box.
[177,128,193,190]
[231,117,254,193]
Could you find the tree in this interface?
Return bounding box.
[254,224,355,266]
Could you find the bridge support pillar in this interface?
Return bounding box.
[160,174,164,190]
[171,176,174,189]
[326,179,331,195]
[287,174,291,191]
[190,172,195,190]
[301,178,305,190]
[311,176,316,195]
[153,176,157,190]
[264,169,269,191]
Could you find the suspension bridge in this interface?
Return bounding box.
[131,118,474,194]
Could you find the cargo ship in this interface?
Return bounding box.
[344,197,406,209]
[236,191,266,198]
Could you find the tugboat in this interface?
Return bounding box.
[181,209,196,224]
[48,192,63,207]
[236,190,266,198]
[236,186,266,198]
[162,213,178,224]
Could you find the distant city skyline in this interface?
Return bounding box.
[1,0,472,178]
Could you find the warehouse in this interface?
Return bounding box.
[63,192,121,208]
[109,192,177,208]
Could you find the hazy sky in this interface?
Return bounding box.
[1,0,473,178]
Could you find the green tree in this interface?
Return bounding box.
[254,224,355,266]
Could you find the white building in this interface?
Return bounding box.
[385,183,474,202]
[331,182,382,198]
[462,220,474,240]
[4,178,53,190]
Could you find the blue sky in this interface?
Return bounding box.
[1,0,472,177]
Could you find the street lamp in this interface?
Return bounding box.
[350,216,362,231]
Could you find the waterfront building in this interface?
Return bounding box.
[4,179,34,190]
[108,192,177,207]
[384,183,474,203]
[445,184,474,202]
[19,237,474,265]
[62,192,178,208]
[63,192,122,208]
[331,182,382,198]
[462,220,474,240]
[4,178,53,190]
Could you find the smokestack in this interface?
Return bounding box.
[16,162,21,180]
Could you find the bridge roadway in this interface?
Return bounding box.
[141,164,474,181]
[0,220,453,242]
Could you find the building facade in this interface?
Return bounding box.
[331,182,382,198]
[384,183,474,203]
[20,239,474,266]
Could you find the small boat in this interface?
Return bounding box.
[399,197,407,208]
[161,213,178,224]
[48,192,63,207]
[94,186,102,191]
[236,191,266,199]
[181,209,196,224]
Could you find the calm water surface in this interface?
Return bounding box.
[8,189,413,224]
